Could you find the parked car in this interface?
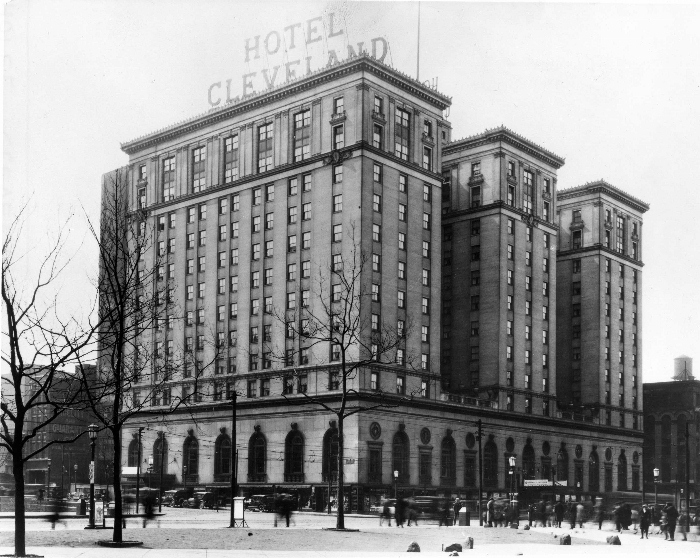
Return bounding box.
[162,488,192,508]
[185,491,218,509]
[247,494,270,512]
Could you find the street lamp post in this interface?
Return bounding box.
[394,470,399,501]
[653,467,660,506]
[46,459,52,500]
[148,456,154,490]
[509,456,517,527]
[73,464,78,494]
[87,424,98,529]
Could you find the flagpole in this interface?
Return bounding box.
[417,1,421,80]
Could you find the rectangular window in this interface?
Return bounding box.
[293,109,311,162]
[224,135,239,182]
[616,215,625,253]
[422,241,430,258]
[507,244,513,260]
[287,292,296,309]
[198,204,207,221]
[422,297,430,314]
[397,290,405,308]
[162,157,175,201]
[395,107,410,160]
[265,240,273,258]
[333,125,344,149]
[332,194,343,213]
[371,284,380,302]
[396,376,405,395]
[471,295,479,311]
[421,353,429,370]
[422,269,430,286]
[507,218,514,235]
[471,186,481,208]
[258,123,273,172]
[372,253,380,272]
[572,230,582,249]
[507,185,515,206]
[423,213,431,230]
[372,124,383,149]
[332,164,343,184]
[192,146,206,192]
[252,244,260,260]
[523,170,533,214]
[398,261,406,279]
[422,146,432,171]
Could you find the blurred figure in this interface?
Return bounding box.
[406,498,418,527]
[663,502,679,541]
[453,498,461,527]
[379,499,392,527]
[46,500,65,530]
[439,499,450,527]
[554,499,565,528]
[569,501,577,529]
[486,496,495,527]
[395,497,405,528]
[596,503,605,530]
[142,493,156,528]
[576,501,585,528]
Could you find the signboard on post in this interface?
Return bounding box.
[94,501,104,526]
[232,496,248,528]
[523,480,567,487]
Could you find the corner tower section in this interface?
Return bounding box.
[441,127,564,416]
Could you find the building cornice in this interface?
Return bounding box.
[444,201,559,233]
[556,180,650,214]
[443,126,565,169]
[121,55,452,155]
[556,244,645,267]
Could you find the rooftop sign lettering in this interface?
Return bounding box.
[208,11,388,107]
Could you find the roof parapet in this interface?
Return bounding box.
[121,54,452,155]
[444,125,565,168]
[557,180,650,213]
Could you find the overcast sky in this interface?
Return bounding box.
[3,0,699,384]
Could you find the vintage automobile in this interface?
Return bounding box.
[162,488,192,508]
[184,491,219,509]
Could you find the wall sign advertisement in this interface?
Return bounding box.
[208,10,388,107]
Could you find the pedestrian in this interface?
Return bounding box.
[453,498,461,527]
[639,504,651,539]
[406,499,418,527]
[282,497,293,527]
[631,506,639,532]
[545,501,553,527]
[596,503,605,530]
[46,500,65,530]
[395,497,405,528]
[439,499,450,527]
[677,512,688,541]
[486,496,495,527]
[660,509,669,539]
[576,502,585,528]
[663,503,679,541]
[142,494,156,528]
[380,499,392,527]
[613,504,622,531]
[537,500,546,527]
[554,499,565,528]
[569,501,577,529]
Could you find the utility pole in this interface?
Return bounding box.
[685,421,690,533]
[158,433,165,513]
[229,391,237,528]
[476,419,483,526]
[136,427,144,514]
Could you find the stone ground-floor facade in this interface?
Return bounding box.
[123,393,643,512]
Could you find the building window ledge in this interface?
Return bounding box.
[570,221,585,231]
[421,133,435,147]
[330,111,347,125]
[371,110,386,124]
[468,174,484,186]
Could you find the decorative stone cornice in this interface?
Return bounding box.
[355,83,370,91]
[121,54,452,155]
[556,243,645,267]
[444,126,565,169]
[468,174,484,186]
[557,180,649,214]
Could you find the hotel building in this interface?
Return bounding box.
[106,55,648,511]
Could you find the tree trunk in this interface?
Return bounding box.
[112,427,123,542]
[336,415,345,529]
[13,448,26,557]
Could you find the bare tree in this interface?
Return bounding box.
[77,169,220,543]
[1,206,98,557]
[269,233,415,530]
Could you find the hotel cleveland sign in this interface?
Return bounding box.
[208,11,388,107]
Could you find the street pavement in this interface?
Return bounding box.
[1,510,698,557]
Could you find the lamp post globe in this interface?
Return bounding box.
[394,470,399,501]
[653,467,660,507]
